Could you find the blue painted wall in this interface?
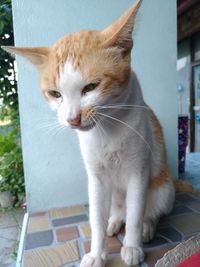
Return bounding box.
[12,0,177,212]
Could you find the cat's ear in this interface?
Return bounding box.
[101,0,142,52]
[1,46,50,69]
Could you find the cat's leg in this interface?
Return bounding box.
[107,189,125,237]
[142,217,158,243]
[121,171,148,266]
[80,175,111,267]
[142,179,175,243]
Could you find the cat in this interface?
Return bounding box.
[2,0,175,266]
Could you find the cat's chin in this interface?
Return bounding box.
[79,124,96,131]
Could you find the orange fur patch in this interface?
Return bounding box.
[174,180,199,195]
[82,106,96,122]
[150,110,164,145]
[149,111,171,190]
[4,1,142,100]
[149,166,171,190]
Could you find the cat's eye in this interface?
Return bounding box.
[82,83,99,96]
[48,90,62,98]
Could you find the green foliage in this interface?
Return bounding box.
[0,0,25,207]
[0,127,25,207]
[0,0,18,122]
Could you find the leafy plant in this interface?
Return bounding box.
[0,0,18,122]
[0,128,25,207]
[0,0,25,207]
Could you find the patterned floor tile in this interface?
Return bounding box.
[83,237,121,254]
[157,216,170,229]
[25,230,53,250]
[169,213,200,235]
[187,202,200,212]
[79,223,91,238]
[107,256,139,267]
[143,235,169,248]
[176,193,200,204]
[49,205,85,219]
[83,240,90,254]
[23,241,79,267]
[61,265,77,267]
[56,226,79,242]
[22,193,200,267]
[29,212,46,218]
[169,205,193,216]
[157,227,183,242]
[107,236,122,253]
[27,216,50,233]
[52,214,88,227]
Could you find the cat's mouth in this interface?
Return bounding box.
[70,121,96,131]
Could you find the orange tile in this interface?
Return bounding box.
[27,216,50,233]
[83,237,121,254]
[107,236,122,253]
[79,223,91,238]
[56,226,79,242]
[83,240,91,253]
[23,241,79,267]
[29,212,46,218]
[49,205,85,218]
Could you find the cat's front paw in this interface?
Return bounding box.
[121,246,144,266]
[80,253,106,267]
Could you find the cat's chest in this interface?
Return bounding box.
[79,131,128,168]
[97,143,122,165]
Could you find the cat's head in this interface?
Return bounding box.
[2,0,142,131]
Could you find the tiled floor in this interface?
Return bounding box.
[21,192,200,267]
[0,208,25,266]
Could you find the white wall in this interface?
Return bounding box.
[12,0,178,212]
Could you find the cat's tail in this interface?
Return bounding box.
[174,180,199,196]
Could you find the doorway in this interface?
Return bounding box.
[192,63,200,152]
[177,0,200,190]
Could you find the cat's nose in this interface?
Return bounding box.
[67,114,81,127]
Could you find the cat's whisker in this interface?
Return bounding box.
[42,123,63,137]
[94,116,107,138]
[32,117,58,123]
[96,104,150,111]
[99,115,117,128]
[38,121,60,130]
[89,115,104,140]
[48,124,67,139]
[96,111,154,158]
[54,125,67,138]
[39,122,59,129]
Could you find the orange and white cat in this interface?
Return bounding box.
[2,0,175,266]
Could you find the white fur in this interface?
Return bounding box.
[78,72,175,267]
[55,64,175,266]
[57,60,101,128]
[57,60,84,125]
